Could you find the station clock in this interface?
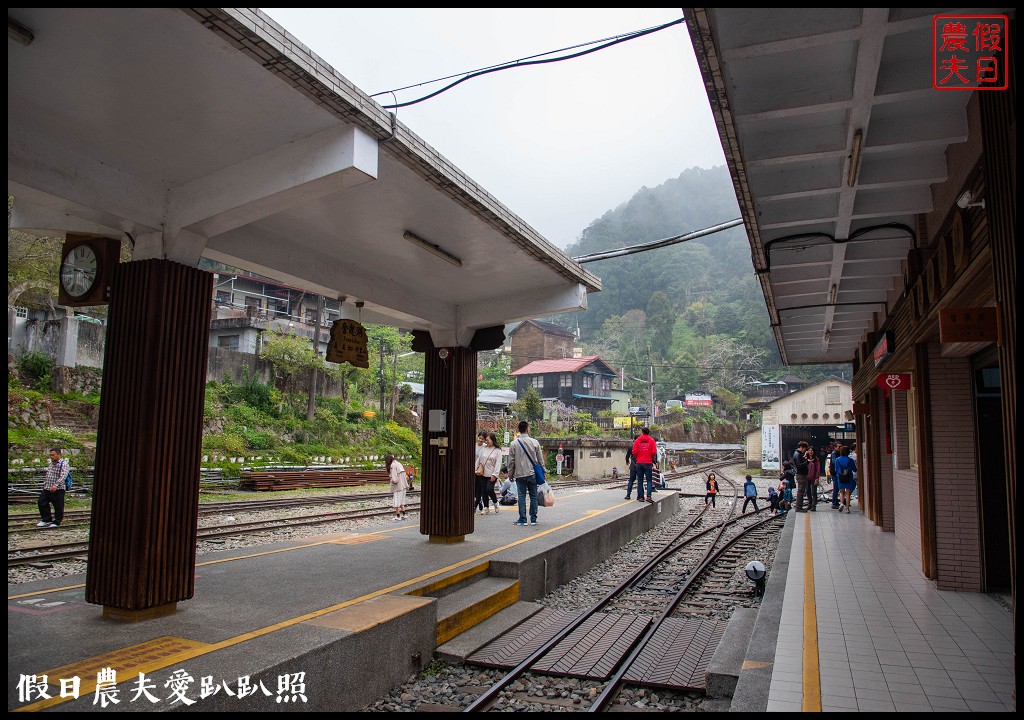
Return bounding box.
[57,234,122,307]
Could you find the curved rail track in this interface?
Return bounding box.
[464,469,784,712]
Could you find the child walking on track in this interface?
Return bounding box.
[705,472,719,508]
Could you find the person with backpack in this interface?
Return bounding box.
[37,447,71,528]
[833,445,858,513]
[506,420,544,526]
[742,475,760,513]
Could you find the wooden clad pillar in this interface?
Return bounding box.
[85,260,213,616]
[979,25,1016,705]
[914,342,937,580]
[420,345,477,542]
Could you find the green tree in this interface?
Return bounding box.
[511,386,543,421]
[8,197,62,308]
[645,291,675,362]
[259,329,340,413]
[364,325,413,419]
[479,352,514,390]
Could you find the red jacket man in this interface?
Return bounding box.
[631,430,658,465]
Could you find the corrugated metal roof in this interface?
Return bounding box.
[511,356,617,376]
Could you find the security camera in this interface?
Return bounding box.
[956,190,985,210]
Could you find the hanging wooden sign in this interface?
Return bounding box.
[938,307,999,344]
[326,319,369,368]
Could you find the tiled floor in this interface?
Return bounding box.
[767,507,1014,712]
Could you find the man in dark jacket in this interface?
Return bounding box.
[624,436,639,500]
[792,441,810,512]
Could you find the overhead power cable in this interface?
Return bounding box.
[376,16,685,109]
[572,218,744,264]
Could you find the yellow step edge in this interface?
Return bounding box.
[406,561,490,597]
[435,580,520,646]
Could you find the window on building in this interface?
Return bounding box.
[582,374,593,389]
[218,335,240,350]
[559,373,572,387]
[601,377,611,391]
[14,306,29,318]
[215,291,231,304]
[907,386,918,468]
[244,296,261,310]
[826,385,841,405]
[531,376,543,389]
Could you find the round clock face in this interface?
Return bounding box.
[61,244,99,298]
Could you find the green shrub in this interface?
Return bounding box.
[16,351,55,392]
[242,428,276,451]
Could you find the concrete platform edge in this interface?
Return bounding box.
[730,511,795,712]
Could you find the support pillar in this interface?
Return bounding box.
[85,260,212,615]
[419,345,477,542]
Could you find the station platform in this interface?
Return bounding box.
[8,486,679,712]
[733,503,1015,713]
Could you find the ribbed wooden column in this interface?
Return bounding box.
[978,23,1016,706]
[85,260,213,617]
[420,346,477,542]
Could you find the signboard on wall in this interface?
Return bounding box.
[872,331,894,368]
[938,307,999,344]
[876,373,912,391]
[761,424,780,471]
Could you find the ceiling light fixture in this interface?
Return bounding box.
[956,190,985,210]
[846,130,863,188]
[403,231,462,268]
[8,18,34,46]
[828,283,838,305]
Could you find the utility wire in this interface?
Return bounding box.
[573,218,744,263]
[378,16,685,109]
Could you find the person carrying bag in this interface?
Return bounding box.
[507,421,544,526]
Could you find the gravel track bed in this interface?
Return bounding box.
[363,465,782,712]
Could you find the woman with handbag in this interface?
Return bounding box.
[479,433,503,514]
[474,431,488,515]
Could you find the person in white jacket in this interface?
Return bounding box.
[386,454,409,520]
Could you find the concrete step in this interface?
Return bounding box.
[435,600,544,664]
[705,607,758,698]
[433,576,520,646]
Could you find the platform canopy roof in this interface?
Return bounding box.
[7,8,600,348]
[685,8,987,365]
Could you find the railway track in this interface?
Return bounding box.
[463,469,784,712]
[8,502,422,567]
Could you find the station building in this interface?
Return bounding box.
[744,378,855,471]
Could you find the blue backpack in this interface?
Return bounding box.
[516,438,545,483]
[64,469,73,491]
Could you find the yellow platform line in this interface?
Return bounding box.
[802,511,822,712]
[8,489,606,600]
[14,497,634,712]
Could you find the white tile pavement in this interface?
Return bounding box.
[767,507,1013,712]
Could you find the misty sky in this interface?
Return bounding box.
[261,8,726,249]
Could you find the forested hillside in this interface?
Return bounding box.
[558,165,849,411]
